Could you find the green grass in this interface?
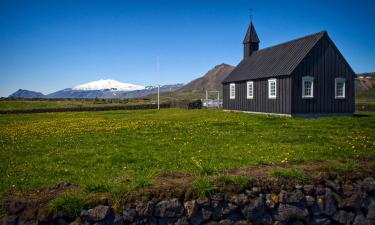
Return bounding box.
[0,99,154,111]
[0,108,375,198]
[192,177,217,197]
[48,192,85,218]
[268,168,307,180]
[217,175,249,189]
[320,160,360,173]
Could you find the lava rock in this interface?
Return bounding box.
[80,205,112,223]
[241,197,271,225]
[362,177,375,192]
[316,188,337,216]
[273,204,308,222]
[154,198,184,218]
[201,208,212,221]
[230,194,248,206]
[113,215,124,225]
[174,217,189,225]
[367,201,375,222]
[339,193,365,209]
[279,190,304,204]
[353,213,371,225]
[332,210,355,225]
[2,216,18,225]
[305,195,315,207]
[184,200,202,225]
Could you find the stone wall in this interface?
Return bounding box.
[2,176,375,225]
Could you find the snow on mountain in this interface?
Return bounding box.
[73,79,145,91]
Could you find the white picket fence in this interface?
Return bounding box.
[202,99,223,108]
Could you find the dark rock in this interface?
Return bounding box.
[342,184,354,197]
[353,213,371,225]
[206,222,219,225]
[174,217,189,225]
[18,220,38,225]
[303,185,314,195]
[196,198,210,207]
[332,210,355,225]
[123,207,137,223]
[309,216,332,225]
[2,216,18,225]
[211,193,224,203]
[53,182,72,189]
[241,197,271,225]
[367,201,375,221]
[265,194,278,209]
[273,204,308,222]
[230,194,248,206]
[218,219,234,225]
[154,198,184,218]
[339,193,365,209]
[113,215,124,225]
[184,200,202,225]
[184,200,198,218]
[233,221,249,225]
[201,208,212,221]
[54,217,69,225]
[292,221,304,225]
[305,195,315,207]
[135,201,154,217]
[69,221,83,225]
[80,205,112,223]
[279,190,304,204]
[222,203,238,216]
[316,188,337,216]
[325,180,341,192]
[158,217,178,225]
[362,177,375,192]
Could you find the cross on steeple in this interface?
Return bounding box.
[249,8,253,22]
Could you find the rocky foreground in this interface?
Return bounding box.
[2,175,375,225]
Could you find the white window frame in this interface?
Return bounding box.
[229,83,235,99]
[302,76,314,98]
[335,77,346,99]
[268,78,277,99]
[246,81,254,99]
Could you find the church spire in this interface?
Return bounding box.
[243,22,260,58]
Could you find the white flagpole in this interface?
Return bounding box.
[157,56,160,110]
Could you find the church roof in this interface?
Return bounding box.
[243,22,260,44]
[223,31,326,83]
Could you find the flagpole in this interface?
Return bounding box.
[157,56,160,110]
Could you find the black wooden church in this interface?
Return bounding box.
[222,22,355,116]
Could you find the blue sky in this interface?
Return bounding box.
[0,0,374,97]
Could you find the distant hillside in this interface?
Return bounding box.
[9,89,45,98]
[356,73,375,99]
[179,63,234,92]
[8,84,183,99]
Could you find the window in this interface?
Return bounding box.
[302,76,314,98]
[335,78,345,98]
[247,81,254,99]
[229,83,235,99]
[268,79,277,99]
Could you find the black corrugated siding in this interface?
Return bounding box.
[291,35,355,114]
[223,76,291,114]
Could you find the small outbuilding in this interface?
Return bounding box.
[222,22,355,117]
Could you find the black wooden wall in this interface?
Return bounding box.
[223,76,292,114]
[291,35,356,114]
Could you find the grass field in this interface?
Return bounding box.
[1,108,375,200]
[0,99,155,111]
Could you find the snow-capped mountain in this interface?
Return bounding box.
[73,79,145,91]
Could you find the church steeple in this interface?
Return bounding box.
[243,22,260,58]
